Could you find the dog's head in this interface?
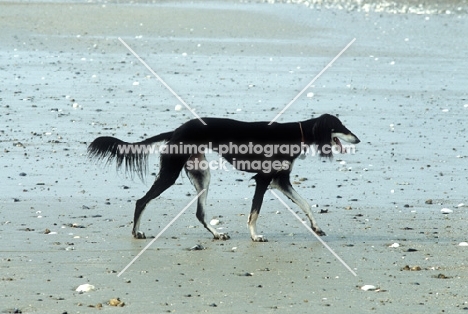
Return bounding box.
[312,114,360,158]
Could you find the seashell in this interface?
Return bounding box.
[174,104,183,111]
[440,208,453,214]
[210,219,220,226]
[75,283,95,292]
[458,242,468,247]
[389,243,400,248]
[189,244,205,251]
[360,285,377,291]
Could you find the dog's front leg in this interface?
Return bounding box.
[285,190,326,236]
[271,175,326,237]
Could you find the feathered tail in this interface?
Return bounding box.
[87,131,173,179]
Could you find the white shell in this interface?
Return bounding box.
[389,243,400,248]
[458,242,468,247]
[441,208,453,214]
[76,284,95,292]
[174,104,183,111]
[210,219,220,226]
[361,285,377,291]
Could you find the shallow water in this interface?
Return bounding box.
[261,0,468,14]
[10,0,468,14]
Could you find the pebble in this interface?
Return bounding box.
[210,219,220,226]
[402,265,422,271]
[440,208,453,214]
[458,242,468,247]
[70,223,85,228]
[174,104,183,111]
[389,243,400,248]
[108,298,125,307]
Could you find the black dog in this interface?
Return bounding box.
[88,114,360,242]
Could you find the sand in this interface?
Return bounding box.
[1,0,468,313]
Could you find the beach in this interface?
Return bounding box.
[1,0,468,312]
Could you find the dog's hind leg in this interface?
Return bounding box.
[271,173,326,236]
[186,154,230,240]
[248,174,272,242]
[132,154,188,239]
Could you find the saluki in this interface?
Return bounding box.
[88,114,360,242]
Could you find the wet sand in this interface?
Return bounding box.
[1,1,468,313]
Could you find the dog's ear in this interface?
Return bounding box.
[312,114,335,158]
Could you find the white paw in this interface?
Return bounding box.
[214,233,230,240]
[133,231,146,239]
[251,235,268,242]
